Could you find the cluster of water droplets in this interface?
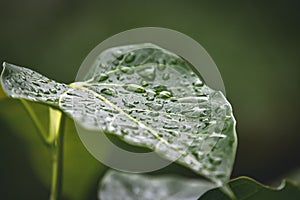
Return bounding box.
[61,46,234,183]
[1,63,69,106]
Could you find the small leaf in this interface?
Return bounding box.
[0,43,237,185]
[200,176,300,200]
[99,170,215,200]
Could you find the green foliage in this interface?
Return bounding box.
[1,43,299,199]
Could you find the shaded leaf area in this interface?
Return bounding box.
[0,100,104,200]
[200,177,300,200]
[0,83,6,99]
[0,43,237,185]
[99,170,215,200]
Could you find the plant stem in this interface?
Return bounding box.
[20,99,54,146]
[21,100,66,199]
[50,113,66,200]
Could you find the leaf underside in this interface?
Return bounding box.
[99,170,215,200]
[0,43,237,185]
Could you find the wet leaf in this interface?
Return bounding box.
[200,177,300,200]
[99,170,215,200]
[0,43,237,185]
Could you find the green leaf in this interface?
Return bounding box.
[0,43,237,185]
[200,177,300,200]
[99,170,215,200]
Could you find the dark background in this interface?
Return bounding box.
[0,1,299,199]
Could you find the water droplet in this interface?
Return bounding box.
[193,79,204,87]
[180,79,190,86]
[32,82,40,87]
[169,58,177,65]
[163,124,179,129]
[156,90,172,99]
[113,50,123,60]
[162,73,170,80]
[146,96,155,101]
[141,80,149,87]
[112,60,119,65]
[157,58,166,65]
[157,64,166,71]
[123,84,145,93]
[125,52,136,63]
[209,132,227,138]
[136,64,156,81]
[96,73,109,82]
[49,88,57,94]
[209,156,222,165]
[120,66,134,74]
[195,151,204,159]
[100,88,115,96]
[178,96,208,103]
[148,112,159,117]
[182,107,207,118]
[213,171,226,179]
[204,163,216,171]
[153,85,168,93]
[170,97,178,102]
[145,102,163,111]
[122,99,135,108]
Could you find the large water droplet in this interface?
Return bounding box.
[113,50,123,60]
[125,52,136,63]
[157,58,166,65]
[178,96,208,103]
[156,90,172,99]
[209,156,222,165]
[120,66,134,74]
[112,59,120,66]
[182,107,207,118]
[162,73,170,80]
[49,88,57,94]
[136,63,156,81]
[122,99,135,108]
[193,79,204,87]
[141,80,149,87]
[100,88,115,96]
[153,85,168,93]
[163,124,179,130]
[123,84,145,93]
[96,73,109,82]
[148,112,159,117]
[180,79,190,86]
[145,102,163,111]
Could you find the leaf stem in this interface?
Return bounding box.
[20,99,54,146]
[49,111,66,200]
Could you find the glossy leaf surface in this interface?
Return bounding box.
[1,43,237,185]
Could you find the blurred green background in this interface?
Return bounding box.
[0,0,299,199]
